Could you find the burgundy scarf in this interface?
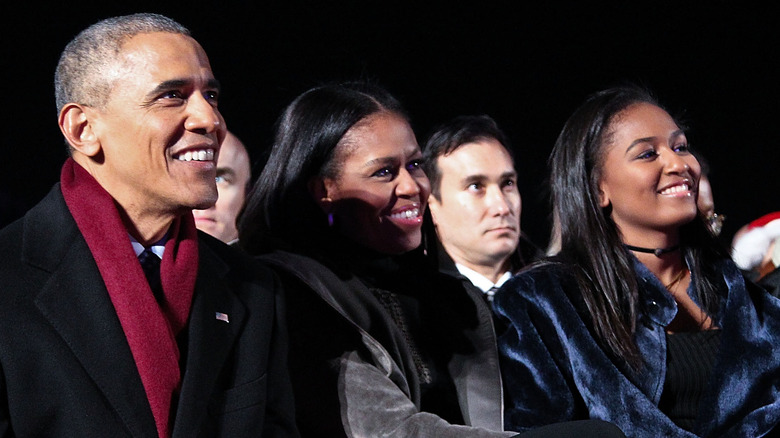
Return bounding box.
[60,158,198,438]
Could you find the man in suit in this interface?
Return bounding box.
[0,13,297,437]
[423,115,539,303]
[193,131,252,245]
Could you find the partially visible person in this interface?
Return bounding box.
[238,82,625,438]
[696,174,722,235]
[695,156,725,236]
[423,115,540,303]
[0,13,297,437]
[194,131,252,244]
[732,211,780,297]
[494,85,780,437]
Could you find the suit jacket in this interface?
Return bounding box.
[433,244,508,417]
[0,185,298,437]
[434,234,542,337]
[434,234,542,293]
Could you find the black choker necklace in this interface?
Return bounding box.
[624,244,680,257]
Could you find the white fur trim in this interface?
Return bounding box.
[732,219,780,270]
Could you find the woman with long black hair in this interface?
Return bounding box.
[495,86,780,437]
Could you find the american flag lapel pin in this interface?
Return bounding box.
[215,312,230,323]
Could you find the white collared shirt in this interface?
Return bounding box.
[129,235,166,259]
[455,263,512,298]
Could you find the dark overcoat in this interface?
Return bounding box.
[0,185,298,437]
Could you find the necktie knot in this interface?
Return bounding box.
[486,285,499,303]
[138,249,163,300]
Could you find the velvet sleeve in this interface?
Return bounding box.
[492,269,585,431]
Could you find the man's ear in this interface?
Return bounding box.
[427,194,441,225]
[58,103,101,157]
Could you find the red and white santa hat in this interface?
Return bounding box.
[732,212,780,270]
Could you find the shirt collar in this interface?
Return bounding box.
[455,263,512,293]
[129,233,168,259]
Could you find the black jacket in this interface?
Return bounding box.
[0,185,298,437]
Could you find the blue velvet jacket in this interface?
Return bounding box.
[493,256,780,437]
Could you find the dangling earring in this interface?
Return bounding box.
[320,195,335,227]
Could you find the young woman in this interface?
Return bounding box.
[494,86,780,437]
[238,82,624,437]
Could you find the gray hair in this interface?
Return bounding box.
[54,13,190,113]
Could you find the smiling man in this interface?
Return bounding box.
[424,115,540,303]
[0,13,296,437]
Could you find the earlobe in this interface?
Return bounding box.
[59,103,101,157]
[598,186,610,208]
[427,194,440,224]
[307,177,333,211]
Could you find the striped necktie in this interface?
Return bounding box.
[486,285,499,303]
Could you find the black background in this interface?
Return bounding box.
[2,1,777,248]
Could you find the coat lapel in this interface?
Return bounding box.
[26,187,157,437]
[437,249,505,429]
[448,282,505,430]
[172,240,246,438]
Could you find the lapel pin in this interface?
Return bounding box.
[215,312,230,323]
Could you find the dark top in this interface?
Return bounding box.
[659,329,722,432]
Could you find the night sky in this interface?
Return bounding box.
[2,1,777,248]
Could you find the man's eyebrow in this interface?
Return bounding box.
[462,170,515,183]
[462,174,488,184]
[206,78,221,91]
[145,78,222,99]
[146,79,190,98]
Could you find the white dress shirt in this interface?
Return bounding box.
[455,263,512,301]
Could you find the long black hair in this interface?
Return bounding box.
[549,85,727,367]
[238,81,407,255]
